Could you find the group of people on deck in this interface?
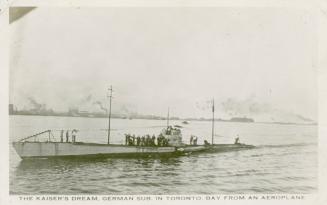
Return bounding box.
[60,129,78,143]
[165,125,181,135]
[58,128,242,146]
[125,134,169,147]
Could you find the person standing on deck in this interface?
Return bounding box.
[190,136,193,145]
[164,138,169,146]
[60,130,64,142]
[146,135,151,146]
[157,135,161,146]
[136,136,141,146]
[193,136,198,145]
[152,135,156,146]
[128,137,133,146]
[71,129,77,143]
[234,135,240,144]
[204,140,210,145]
[132,135,136,145]
[66,130,70,142]
[125,134,129,145]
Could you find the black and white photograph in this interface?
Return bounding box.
[2,3,324,200]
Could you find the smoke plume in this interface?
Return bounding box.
[195,96,314,123]
[27,97,44,111]
[219,97,314,123]
[84,94,92,102]
[93,101,107,113]
[221,97,272,116]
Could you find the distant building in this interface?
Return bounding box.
[9,104,14,115]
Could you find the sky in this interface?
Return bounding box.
[10,7,317,122]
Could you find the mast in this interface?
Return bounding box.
[211,98,215,145]
[107,86,113,144]
[167,107,170,127]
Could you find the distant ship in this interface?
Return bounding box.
[230,117,254,123]
[12,88,254,159]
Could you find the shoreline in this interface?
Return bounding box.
[9,114,317,126]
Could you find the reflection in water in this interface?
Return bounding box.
[12,155,186,195]
[16,156,183,172]
[16,158,107,171]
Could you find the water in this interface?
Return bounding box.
[9,115,317,194]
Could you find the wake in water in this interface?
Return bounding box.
[257,142,317,149]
